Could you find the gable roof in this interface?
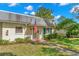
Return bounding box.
[44,19,54,27]
[0,10,53,27]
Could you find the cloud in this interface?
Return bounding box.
[51,13,53,16]
[8,3,17,7]
[25,5,33,11]
[59,3,69,6]
[30,11,35,15]
[24,12,28,14]
[70,5,79,13]
[55,15,61,19]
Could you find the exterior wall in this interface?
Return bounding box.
[1,23,54,41]
[0,23,2,38]
[2,23,26,41]
[25,26,44,39]
[25,26,54,40]
[52,28,54,34]
[25,26,33,40]
[0,12,9,20]
[37,26,44,39]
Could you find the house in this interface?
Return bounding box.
[0,10,54,41]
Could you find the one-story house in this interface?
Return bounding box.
[0,10,54,41]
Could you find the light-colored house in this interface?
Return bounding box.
[0,10,54,41]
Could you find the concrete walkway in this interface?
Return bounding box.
[46,43,79,56]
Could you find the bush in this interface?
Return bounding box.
[44,33,64,40]
[24,37,32,43]
[44,33,57,40]
[15,37,32,43]
[15,38,24,43]
[0,39,9,45]
[2,40,9,45]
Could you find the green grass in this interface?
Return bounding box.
[0,43,69,56]
[49,38,79,52]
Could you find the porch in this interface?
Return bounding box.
[25,26,53,40]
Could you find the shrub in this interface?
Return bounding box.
[15,37,32,43]
[2,40,9,45]
[0,39,9,45]
[15,38,24,43]
[44,33,64,40]
[0,39,3,44]
[24,37,32,43]
[44,33,57,40]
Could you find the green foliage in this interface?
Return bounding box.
[57,17,76,30]
[24,37,32,43]
[0,39,9,45]
[44,33,57,40]
[15,38,24,43]
[2,40,9,45]
[15,37,32,43]
[35,7,53,19]
[57,17,79,38]
[44,33,64,40]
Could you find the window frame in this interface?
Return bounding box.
[15,27,23,34]
[6,30,9,36]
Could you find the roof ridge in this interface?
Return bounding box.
[0,10,42,19]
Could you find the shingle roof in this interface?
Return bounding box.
[44,19,54,27]
[0,10,53,27]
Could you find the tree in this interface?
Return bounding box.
[56,16,79,38]
[57,17,76,30]
[35,7,54,34]
[35,7,53,19]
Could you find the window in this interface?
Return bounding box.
[16,27,23,33]
[46,28,52,34]
[6,30,8,36]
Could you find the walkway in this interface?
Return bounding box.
[46,43,79,56]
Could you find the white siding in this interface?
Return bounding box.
[0,23,2,38]
[0,12,9,20]
[9,14,17,21]
[2,23,26,41]
[21,16,32,23]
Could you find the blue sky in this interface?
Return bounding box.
[0,3,79,22]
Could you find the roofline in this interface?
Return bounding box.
[0,10,53,26]
[0,20,27,25]
[0,10,43,19]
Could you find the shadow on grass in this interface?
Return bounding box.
[41,47,69,56]
[41,47,59,56]
[0,52,16,56]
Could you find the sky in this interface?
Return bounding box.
[0,3,79,22]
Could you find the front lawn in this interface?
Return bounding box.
[0,43,69,56]
[49,38,79,52]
